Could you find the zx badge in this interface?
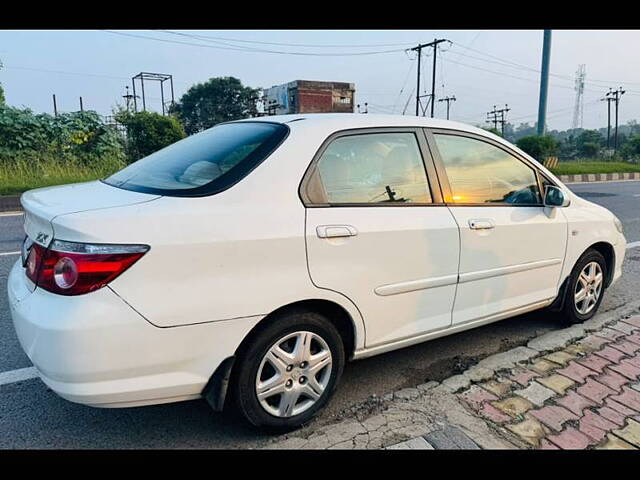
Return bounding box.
[35,232,49,245]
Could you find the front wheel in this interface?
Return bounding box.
[231,310,345,430]
[560,248,607,325]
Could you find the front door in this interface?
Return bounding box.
[301,129,460,348]
[428,130,568,326]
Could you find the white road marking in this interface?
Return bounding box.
[0,251,20,256]
[0,211,23,217]
[0,366,38,386]
[627,241,640,250]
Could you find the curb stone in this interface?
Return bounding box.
[560,173,640,183]
[0,195,21,213]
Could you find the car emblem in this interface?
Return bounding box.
[35,232,49,245]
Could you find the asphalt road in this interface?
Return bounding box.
[1,180,639,448]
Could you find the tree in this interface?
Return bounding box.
[0,58,5,105]
[483,126,502,137]
[516,135,559,162]
[171,77,261,135]
[576,130,604,158]
[115,110,186,162]
[620,134,640,161]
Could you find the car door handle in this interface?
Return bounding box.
[468,219,495,230]
[316,225,358,238]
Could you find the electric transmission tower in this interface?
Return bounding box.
[571,64,586,130]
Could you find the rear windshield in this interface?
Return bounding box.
[104,121,289,197]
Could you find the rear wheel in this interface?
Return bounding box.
[231,310,345,430]
[560,249,607,325]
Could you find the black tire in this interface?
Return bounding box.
[230,309,345,431]
[560,248,607,325]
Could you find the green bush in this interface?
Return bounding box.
[620,134,640,161]
[516,135,559,161]
[115,110,186,162]
[0,105,126,164]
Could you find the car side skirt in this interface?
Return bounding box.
[351,298,554,360]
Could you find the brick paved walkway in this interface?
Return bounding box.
[457,315,640,449]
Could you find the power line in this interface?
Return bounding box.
[391,60,416,114]
[450,40,640,91]
[2,64,129,81]
[156,30,415,49]
[103,30,407,57]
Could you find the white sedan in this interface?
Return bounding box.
[8,114,626,430]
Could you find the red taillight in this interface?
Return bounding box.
[25,243,45,284]
[25,239,148,296]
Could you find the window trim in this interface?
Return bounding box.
[299,127,443,208]
[424,128,546,207]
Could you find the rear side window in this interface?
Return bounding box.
[433,134,541,205]
[104,122,288,197]
[305,132,432,205]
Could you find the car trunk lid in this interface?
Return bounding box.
[19,181,160,292]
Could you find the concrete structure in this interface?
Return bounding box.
[263,80,355,115]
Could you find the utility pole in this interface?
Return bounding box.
[602,88,613,148]
[52,94,58,117]
[537,30,552,135]
[498,104,510,137]
[486,104,510,136]
[410,38,448,117]
[357,103,368,114]
[438,95,456,120]
[79,97,83,112]
[487,105,499,131]
[610,87,625,154]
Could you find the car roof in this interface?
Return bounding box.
[238,113,498,139]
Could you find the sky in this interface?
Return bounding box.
[1,29,639,131]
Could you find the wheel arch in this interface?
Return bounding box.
[203,297,363,412]
[550,241,615,312]
[587,241,615,287]
[236,298,360,361]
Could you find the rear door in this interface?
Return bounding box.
[425,129,567,326]
[301,128,460,348]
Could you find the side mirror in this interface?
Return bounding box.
[544,185,570,208]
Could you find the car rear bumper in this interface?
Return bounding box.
[7,260,262,408]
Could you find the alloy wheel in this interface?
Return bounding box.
[574,261,603,315]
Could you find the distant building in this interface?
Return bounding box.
[263,80,355,115]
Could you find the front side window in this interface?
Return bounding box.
[104,122,288,197]
[306,132,432,205]
[433,134,541,205]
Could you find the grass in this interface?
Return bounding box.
[0,156,126,196]
[550,160,640,176]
